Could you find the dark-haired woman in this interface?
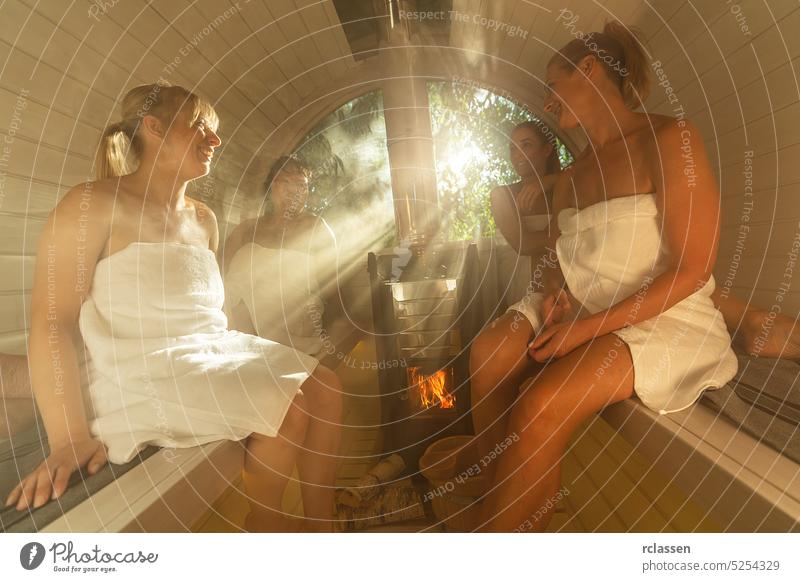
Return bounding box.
[491,120,561,306]
[222,157,338,357]
[470,120,562,473]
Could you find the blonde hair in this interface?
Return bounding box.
[550,20,650,108]
[95,82,219,179]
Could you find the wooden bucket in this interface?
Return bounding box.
[419,436,489,531]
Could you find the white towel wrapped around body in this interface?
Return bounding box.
[224,243,324,356]
[78,241,318,464]
[505,214,550,329]
[557,193,737,414]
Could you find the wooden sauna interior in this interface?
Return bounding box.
[0,0,798,532]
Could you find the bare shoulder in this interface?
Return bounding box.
[640,115,705,169]
[490,183,515,200]
[186,197,219,250]
[650,114,700,142]
[54,180,115,223]
[36,181,115,287]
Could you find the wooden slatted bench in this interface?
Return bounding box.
[14,314,364,533]
[602,397,800,532]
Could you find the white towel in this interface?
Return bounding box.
[556,194,738,414]
[78,241,318,464]
[505,214,551,328]
[224,243,324,355]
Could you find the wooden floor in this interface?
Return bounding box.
[192,338,722,533]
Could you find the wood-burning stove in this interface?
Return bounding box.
[368,241,482,473]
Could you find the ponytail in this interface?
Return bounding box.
[550,20,650,109]
[602,20,650,108]
[95,122,131,179]
[93,81,218,179]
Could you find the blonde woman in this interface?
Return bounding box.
[3,83,341,533]
[470,110,799,493]
[472,22,739,531]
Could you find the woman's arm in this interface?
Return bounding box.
[5,183,111,510]
[195,199,256,334]
[536,171,576,329]
[531,119,721,360]
[491,182,555,256]
[193,198,219,254]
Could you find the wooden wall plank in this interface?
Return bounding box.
[647,1,728,67]
[650,6,800,113]
[0,292,30,334]
[0,256,34,293]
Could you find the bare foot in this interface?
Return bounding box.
[739,310,800,361]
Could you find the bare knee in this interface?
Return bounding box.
[251,392,309,444]
[470,315,532,389]
[301,365,343,414]
[509,386,566,435]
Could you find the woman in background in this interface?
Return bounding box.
[470,121,562,467]
[491,120,561,307]
[3,83,341,533]
[221,156,338,357]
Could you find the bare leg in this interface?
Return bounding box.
[296,365,343,532]
[712,289,800,360]
[476,335,634,532]
[243,392,309,532]
[469,312,540,469]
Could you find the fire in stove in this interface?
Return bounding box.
[409,366,455,410]
[368,241,483,470]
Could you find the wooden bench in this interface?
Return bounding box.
[35,313,363,533]
[602,398,800,532]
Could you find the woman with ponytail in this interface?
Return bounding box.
[4,82,342,532]
[470,21,739,531]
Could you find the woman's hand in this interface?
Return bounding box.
[528,319,598,362]
[517,182,544,214]
[4,437,108,511]
[540,289,575,327]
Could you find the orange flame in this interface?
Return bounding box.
[409,367,455,409]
